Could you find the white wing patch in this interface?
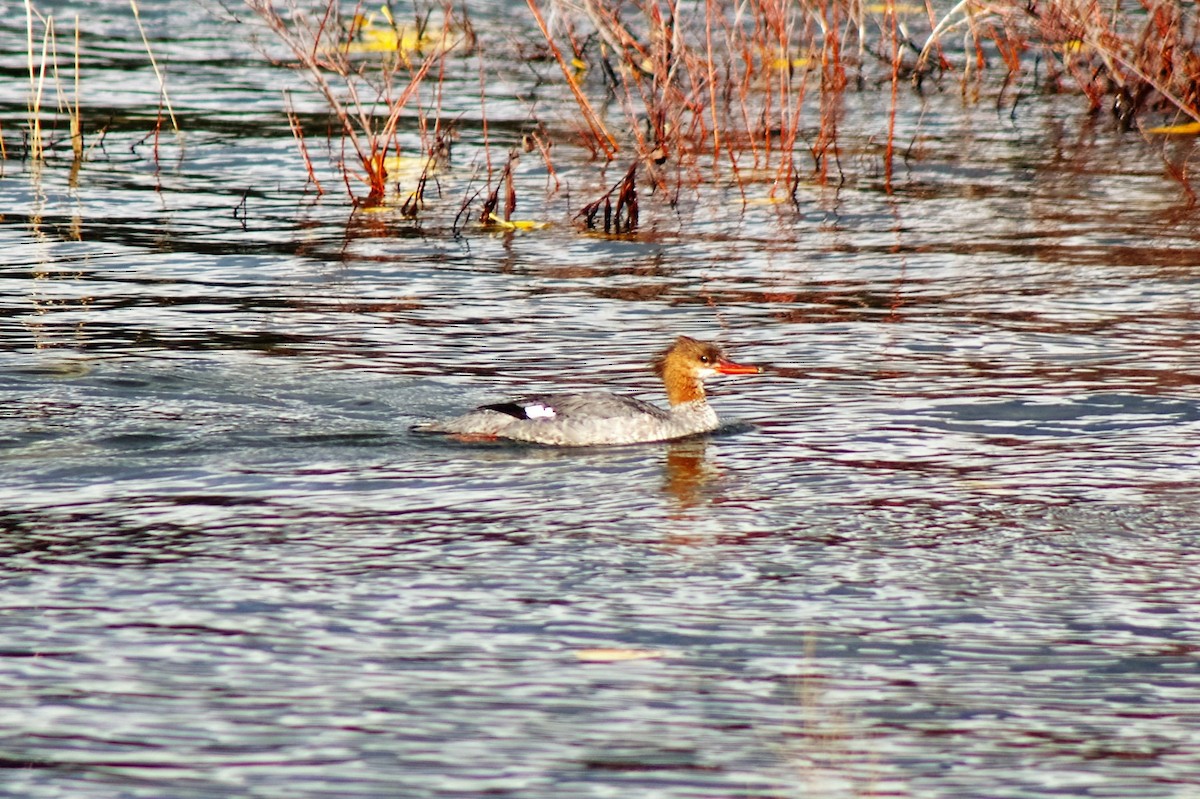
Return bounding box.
[523,403,557,419]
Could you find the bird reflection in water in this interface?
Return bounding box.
[661,439,715,513]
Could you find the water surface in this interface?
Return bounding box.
[2,2,1200,797]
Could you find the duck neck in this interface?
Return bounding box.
[662,364,707,407]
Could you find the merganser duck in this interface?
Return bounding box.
[415,336,761,446]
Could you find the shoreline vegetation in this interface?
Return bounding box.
[13,0,1200,227]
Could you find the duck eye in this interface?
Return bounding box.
[699,354,710,363]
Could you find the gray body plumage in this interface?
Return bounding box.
[416,391,720,446]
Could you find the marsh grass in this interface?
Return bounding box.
[11,0,1172,221]
[243,0,466,205]
[18,2,156,168]
[23,0,50,162]
[18,2,85,166]
[920,0,1200,128]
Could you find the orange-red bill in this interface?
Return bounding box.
[714,358,761,375]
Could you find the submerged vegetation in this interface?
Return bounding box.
[12,0,1200,221]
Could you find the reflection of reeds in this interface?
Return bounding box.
[781,637,884,798]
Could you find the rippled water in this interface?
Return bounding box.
[3,2,1200,797]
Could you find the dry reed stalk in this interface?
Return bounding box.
[812,0,847,184]
[40,12,84,164]
[130,0,179,134]
[71,15,81,161]
[282,89,324,194]
[916,0,1200,126]
[249,0,376,194]
[366,56,439,192]
[526,0,619,157]
[576,162,638,233]
[763,0,813,195]
[478,151,519,225]
[522,123,560,192]
[777,22,818,196]
[25,0,48,161]
[915,0,971,75]
[244,0,453,204]
[540,0,854,196]
[471,38,497,190]
[400,163,429,217]
[1083,27,1200,125]
[703,0,720,163]
[408,14,462,187]
[884,1,901,192]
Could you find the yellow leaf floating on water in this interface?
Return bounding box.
[864,3,926,13]
[487,213,549,231]
[769,55,811,70]
[758,45,813,71]
[574,648,663,662]
[1147,121,1200,135]
[743,196,791,206]
[340,7,466,55]
[382,154,438,179]
[340,25,434,55]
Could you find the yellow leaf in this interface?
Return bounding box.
[339,15,466,56]
[865,2,926,13]
[1147,121,1200,135]
[382,154,438,180]
[487,213,549,231]
[574,648,663,662]
[769,55,811,70]
[759,46,812,71]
